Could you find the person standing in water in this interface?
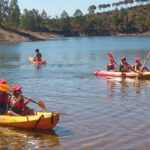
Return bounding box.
[34,49,42,62]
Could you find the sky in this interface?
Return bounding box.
[18,0,119,17]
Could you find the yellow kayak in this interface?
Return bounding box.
[0,112,59,130]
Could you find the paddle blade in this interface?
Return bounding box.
[28,57,34,62]
[37,101,47,111]
[0,84,10,92]
[107,53,114,61]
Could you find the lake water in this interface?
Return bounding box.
[0,36,150,150]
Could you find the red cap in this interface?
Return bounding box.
[135,57,141,62]
[0,79,6,84]
[110,58,114,61]
[121,57,126,60]
[12,85,22,92]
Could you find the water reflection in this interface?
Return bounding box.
[106,77,131,100]
[1,37,150,149]
[0,43,21,63]
[0,127,59,149]
[106,77,116,99]
[34,64,43,69]
[55,126,74,137]
[95,76,150,101]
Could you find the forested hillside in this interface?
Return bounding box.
[0,0,150,39]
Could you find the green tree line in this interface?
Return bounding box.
[0,0,150,35]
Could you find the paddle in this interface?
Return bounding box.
[23,96,46,111]
[140,51,150,72]
[137,51,150,79]
[0,83,10,92]
[28,57,34,62]
[0,84,46,111]
[107,53,119,67]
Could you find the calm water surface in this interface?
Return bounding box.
[0,36,150,150]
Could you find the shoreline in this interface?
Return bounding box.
[0,27,150,43]
[0,25,61,43]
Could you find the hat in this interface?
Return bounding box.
[135,57,141,62]
[0,79,6,84]
[121,57,126,60]
[110,58,114,61]
[12,85,22,92]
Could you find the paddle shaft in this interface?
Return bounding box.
[8,93,45,110]
[114,61,119,68]
[139,52,150,72]
[23,96,46,110]
[23,96,37,104]
[136,51,150,80]
[8,93,35,103]
[107,53,119,67]
[0,84,46,111]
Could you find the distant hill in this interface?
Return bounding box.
[65,4,150,36]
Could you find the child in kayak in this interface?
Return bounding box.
[119,57,133,72]
[34,49,42,62]
[134,57,149,72]
[10,85,35,116]
[107,58,118,71]
[0,79,19,116]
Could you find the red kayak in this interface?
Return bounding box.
[28,57,46,64]
[94,70,150,79]
[31,60,46,64]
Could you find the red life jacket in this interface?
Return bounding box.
[35,53,42,62]
[134,63,142,71]
[120,62,130,72]
[107,63,115,71]
[15,98,24,110]
[0,92,8,112]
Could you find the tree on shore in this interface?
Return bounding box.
[73,9,83,17]
[20,9,43,31]
[73,9,83,25]
[7,0,20,27]
[88,5,96,14]
[60,10,72,32]
[0,0,9,24]
[112,9,119,30]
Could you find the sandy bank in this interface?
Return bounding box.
[0,25,60,43]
